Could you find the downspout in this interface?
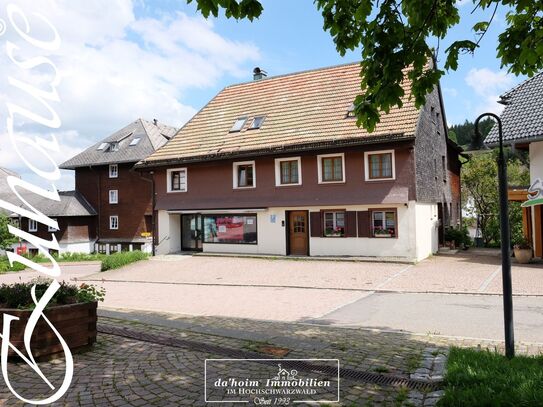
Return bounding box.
[137,169,156,256]
[88,165,101,249]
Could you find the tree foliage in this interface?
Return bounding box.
[448,118,495,147]
[186,0,543,131]
[462,150,529,246]
[0,214,17,251]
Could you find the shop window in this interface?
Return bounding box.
[203,215,257,244]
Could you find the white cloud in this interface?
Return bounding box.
[0,0,260,189]
[464,68,515,116]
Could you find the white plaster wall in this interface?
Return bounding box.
[202,204,419,260]
[11,240,95,254]
[156,210,180,255]
[414,203,439,261]
[308,204,415,259]
[530,141,543,183]
[529,141,543,256]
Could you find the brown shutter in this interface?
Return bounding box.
[344,211,357,237]
[310,212,322,237]
[357,211,371,237]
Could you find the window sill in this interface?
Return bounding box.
[365,178,395,182]
[275,183,302,188]
[233,186,256,190]
[318,180,345,185]
[167,190,187,193]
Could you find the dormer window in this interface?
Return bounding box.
[249,116,265,130]
[346,103,356,118]
[129,138,141,146]
[230,117,247,132]
[97,142,108,150]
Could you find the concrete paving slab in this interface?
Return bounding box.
[309,291,543,343]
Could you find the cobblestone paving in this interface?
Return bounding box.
[0,315,541,406]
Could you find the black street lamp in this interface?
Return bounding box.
[470,112,515,359]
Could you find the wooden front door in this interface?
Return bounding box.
[288,211,309,256]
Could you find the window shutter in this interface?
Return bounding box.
[310,212,322,237]
[345,211,357,237]
[357,211,370,237]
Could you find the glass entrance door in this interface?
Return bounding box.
[181,214,203,251]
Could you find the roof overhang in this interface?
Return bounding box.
[167,208,268,214]
[136,133,414,169]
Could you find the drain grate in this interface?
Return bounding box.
[98,324,440,392]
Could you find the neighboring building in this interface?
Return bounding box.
[8,191,97,255]
[60,119,177,254]
[486,73,543,259]
[137,63,461,262]
[1,168,97,254]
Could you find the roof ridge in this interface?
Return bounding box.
[224,61,361,89]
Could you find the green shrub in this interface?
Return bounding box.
[0,278,105,309]
[100,250,148,271]
[444,226,472,248]
[0,256,27,272]
[59,252,105,262]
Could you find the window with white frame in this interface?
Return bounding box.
[233,161,256,189]
[109,216,119,230]
[365,150,395,181]
[109,164,118,178]
[323,211,345,237]
[371,210,397,238]
[167,168,187,192]
[317,153,345,183]
[28,219,38,232]
[274,157,301,186]
[48,218,58,232]
[109,190,118,204]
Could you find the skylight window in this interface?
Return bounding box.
[129,138,141,146]
[346,103,356,118]
[97,142,108,150]
[110,142,120,152]
[230,117,247,132]
[249,116,265,130]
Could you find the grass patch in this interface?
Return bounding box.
[439,347,543,406]
[100,251,148,271]
[1,251,148,272]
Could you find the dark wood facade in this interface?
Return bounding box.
[154,142,417,211]
[18,216,96,243]
[75,163,153,242]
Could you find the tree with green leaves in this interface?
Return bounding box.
[0,214,17,252]
[462,151,529,246]
[187,0,543,131]
[449,118,495,148]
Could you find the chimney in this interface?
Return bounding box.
[153,119,158,126]
[253,67,267,81]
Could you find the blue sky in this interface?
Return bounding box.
[0,0,527,189]
[134,0,525,125]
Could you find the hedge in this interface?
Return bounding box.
[100,250,149,271]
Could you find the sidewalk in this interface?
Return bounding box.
[2,310,541,406]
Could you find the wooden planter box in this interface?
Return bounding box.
[0,302,97,360]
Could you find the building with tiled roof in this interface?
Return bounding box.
[137,63,461,261]
[1,167,98,254]
[60,119,177,254]
[485,73,543,259]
